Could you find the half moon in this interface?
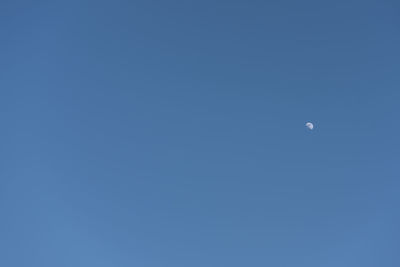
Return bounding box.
[306,122,314,130]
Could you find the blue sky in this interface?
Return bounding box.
[1,0,399,266]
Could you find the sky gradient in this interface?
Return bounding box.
[1,0,399,266]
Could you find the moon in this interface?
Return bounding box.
[306,122,314,130]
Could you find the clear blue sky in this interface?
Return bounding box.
[1,0,399,266]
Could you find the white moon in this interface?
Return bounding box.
[306,122,314,130]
